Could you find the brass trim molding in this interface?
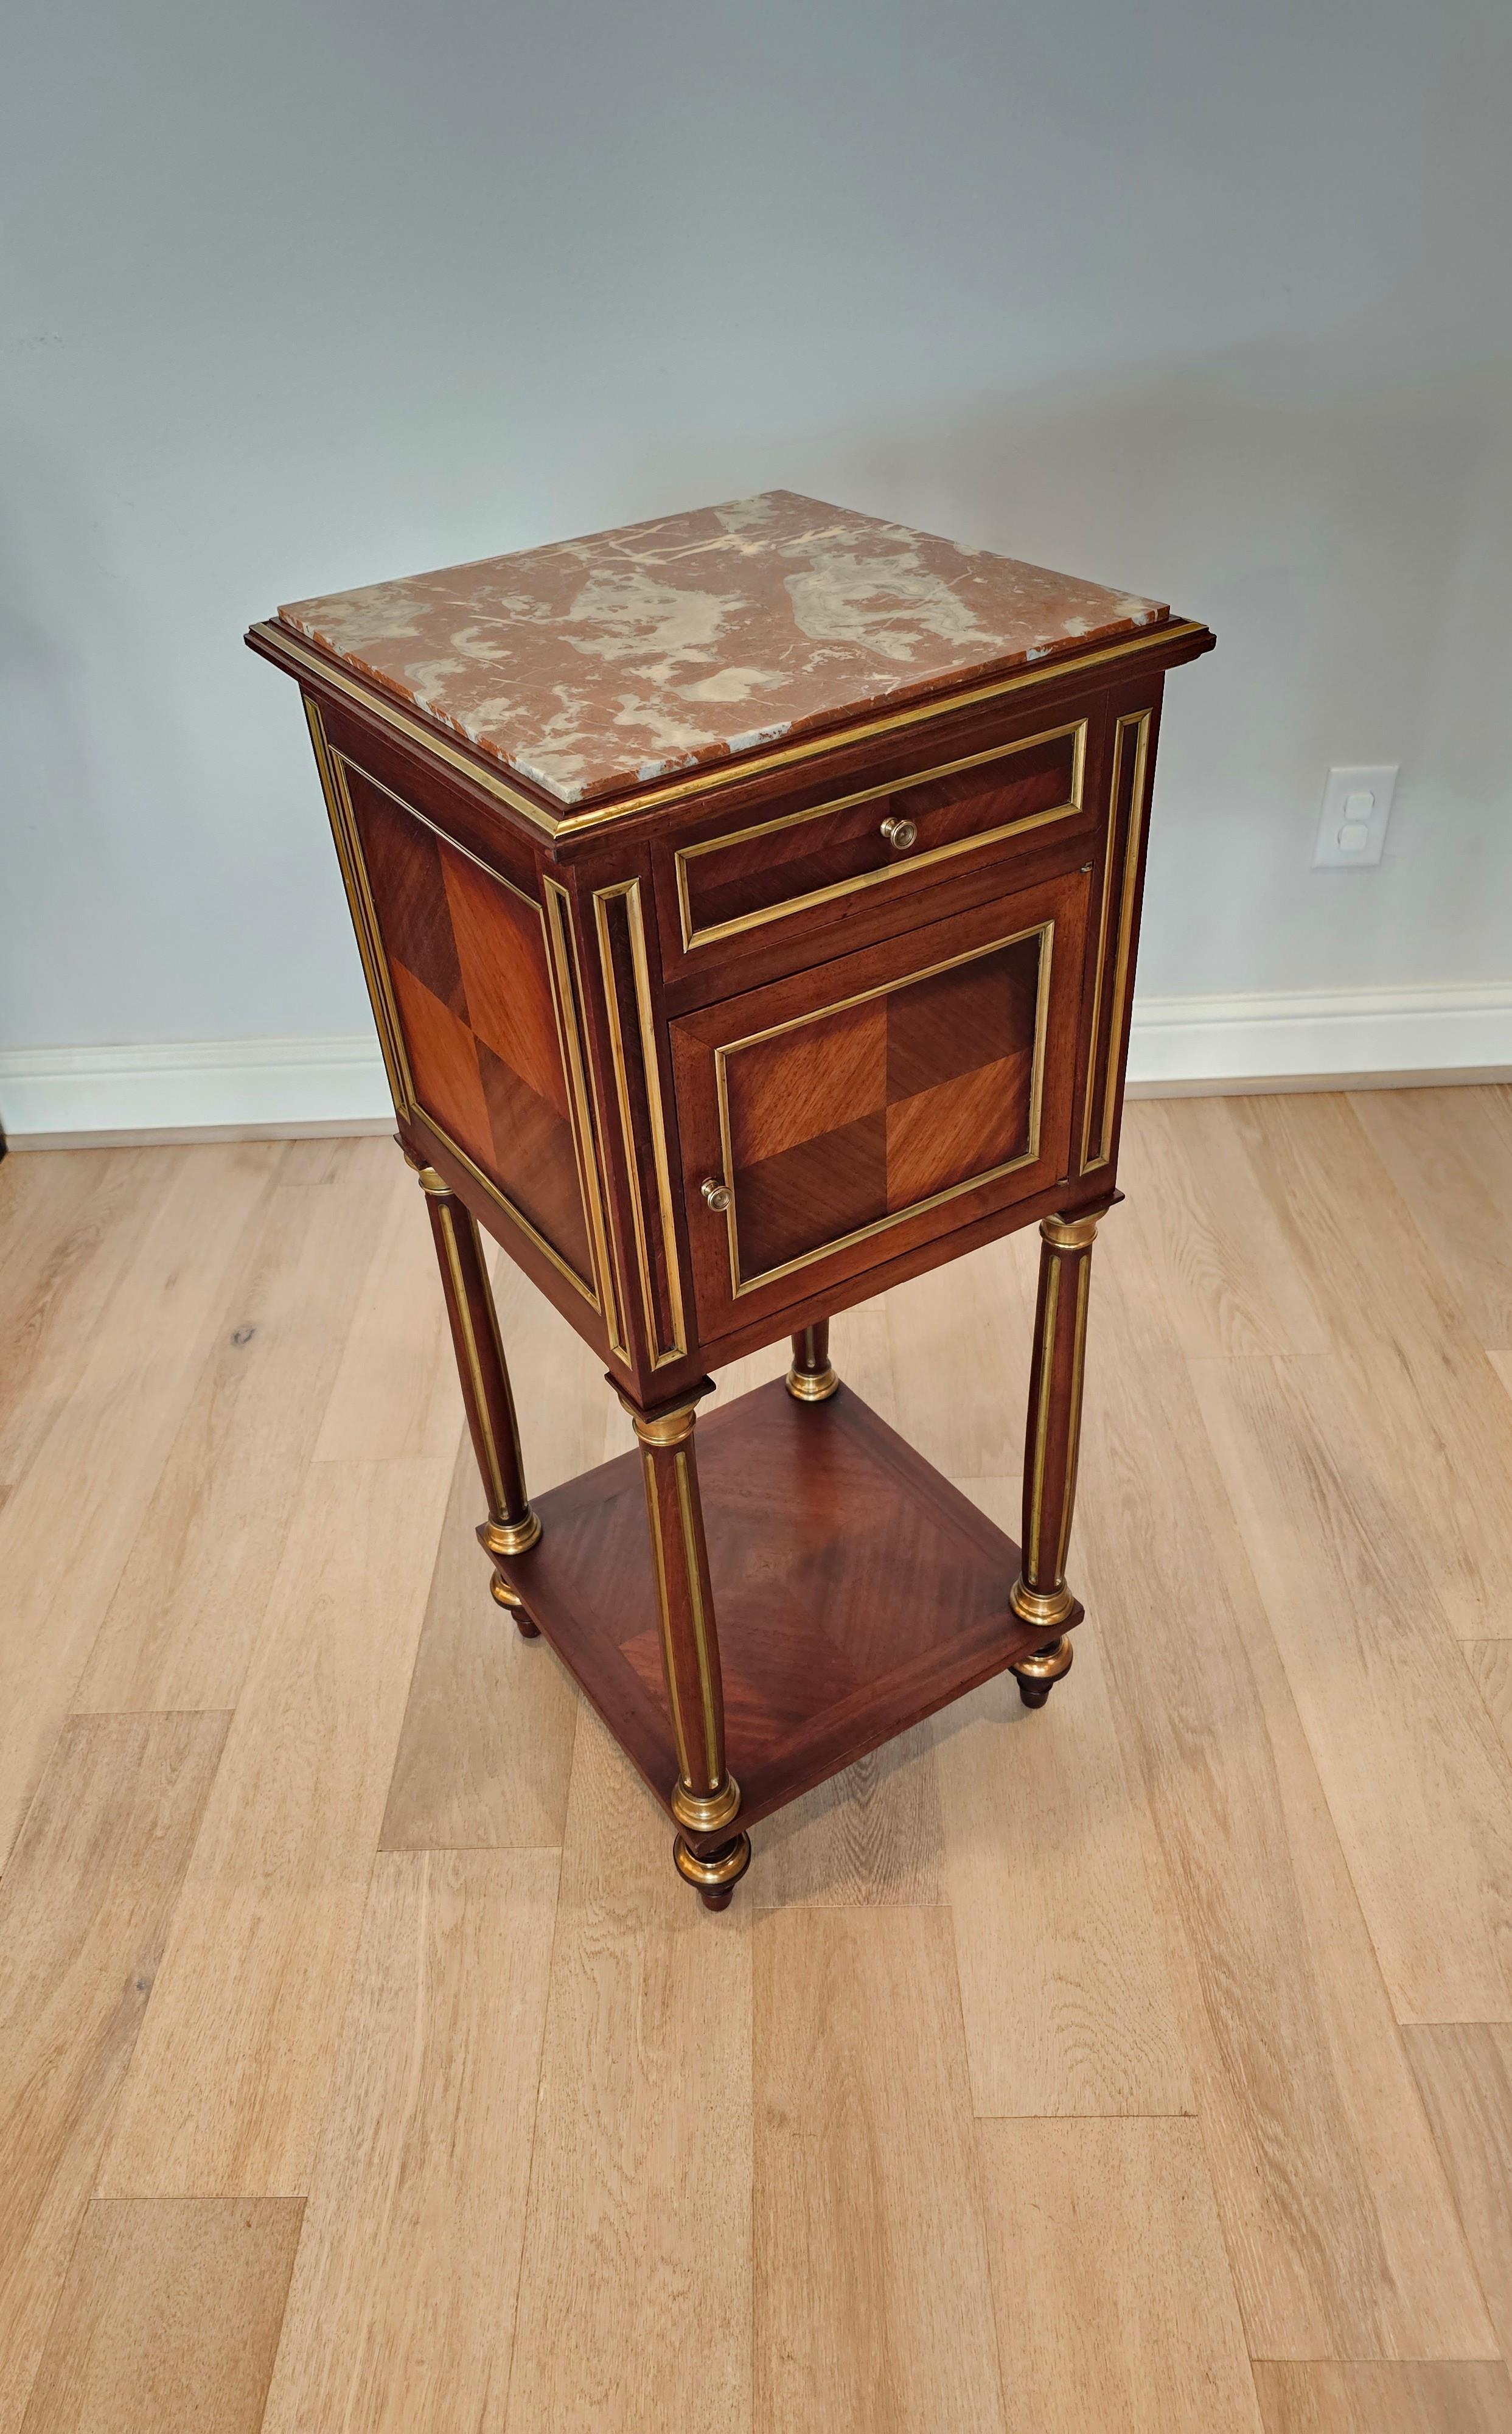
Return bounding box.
[674,718,1087,952]
[711,919,1054,1300]
[263,619,1205,840]
[542,878,629,1359]
[1081,708,1152,1173]
[593,879,688,1365]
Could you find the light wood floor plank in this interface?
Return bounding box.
[1351,1083,1512,1350]
[0,1714,229,2434]
[936,1511,1192,2116]
[260,1849,557,2434]
[0,1147,165,1491]
[380,1438,578,1850]
[887,1231,1035,1477]
[1192,1351,1512,2022]
[754,1719,944,1907]
[100,1454,453,2198]
[980,2117,1261,2433]
[0,1145,277,1866]
[1403,2023,1512,2371]
[504,1713,751,2434]
[754,1904,1006,2434]
[1228,1092,1512,1636]
[1115,1098,1329,1356]
[77,1137,396,1712]
[18,2198,301,2434]
[313,1152,466,1462]
[1253,2361,1512,2433]
[1469,1638,1512,1749]
[1076,1260,1494,2359]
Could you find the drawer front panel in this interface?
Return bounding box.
[671,871,1087,1343]
[672,717,1086,953]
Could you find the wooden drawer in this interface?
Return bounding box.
[661,712,1089,965]
[669,868,1089,1344]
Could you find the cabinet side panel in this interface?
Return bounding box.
[335,751,599,1306]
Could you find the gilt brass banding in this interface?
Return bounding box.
[481,1511,543,1557]
[1081,708,1152,1173]
[712,920,1053,1299]
[593,879,688,1364]
[542,877,628,1359]
[675,719,1086,950]
[670,1774,741,1835]
[672,1831,751,1892]
[264,621,1202,840]
[1011,1631,1075,1681]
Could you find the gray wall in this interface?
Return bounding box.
[4,0,1509,1053]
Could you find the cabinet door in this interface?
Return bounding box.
[669,868,1089,1345]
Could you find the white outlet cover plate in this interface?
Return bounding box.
[1314,764,1398,869]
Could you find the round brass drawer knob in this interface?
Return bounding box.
[880,815,918,851]
[700,1177,732,1213]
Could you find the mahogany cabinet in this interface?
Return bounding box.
[248,490,1213,1906]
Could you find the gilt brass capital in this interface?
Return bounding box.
[624,1397,701,1448]
[413,1163,451,1199]
[1011,1634,1075,1685]
[1041,1210,1101,1252]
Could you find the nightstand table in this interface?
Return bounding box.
[248,490,1213,1908]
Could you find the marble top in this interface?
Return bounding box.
[279,491,1169,808]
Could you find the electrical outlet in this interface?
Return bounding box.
[1313,765,1397,869]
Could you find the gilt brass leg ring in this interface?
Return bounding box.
[481,1510,543,1558]
[674,1830,751,1906]
[1009,1577,1076,1631]
[670,1774,742,1835]
[785,1363,840,1403]
[1012,1634,1075,1686]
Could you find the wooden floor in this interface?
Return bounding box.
[4,1090,1512,2432]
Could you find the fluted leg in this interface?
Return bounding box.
[622,1389,750,1908]
[786,1319,839,1403]
[1009,1207,1104,1708]
[411,1158,541,1633]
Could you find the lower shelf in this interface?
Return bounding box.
[497,1375,1079,1832]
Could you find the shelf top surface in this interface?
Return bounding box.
[276,490,1172,809]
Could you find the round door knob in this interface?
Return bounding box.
[700,1177,732,1213]
[880,815,918,852]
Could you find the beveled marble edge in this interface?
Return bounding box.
[247,615,1212,842]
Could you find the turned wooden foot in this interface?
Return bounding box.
[672,1830,751,1908]
[1012,1635,1074,1709]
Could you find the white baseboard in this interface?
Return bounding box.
[2,982,1509,1147]
[1125,979,1512,1095]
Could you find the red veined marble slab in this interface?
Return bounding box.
[279,490,1168,808]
